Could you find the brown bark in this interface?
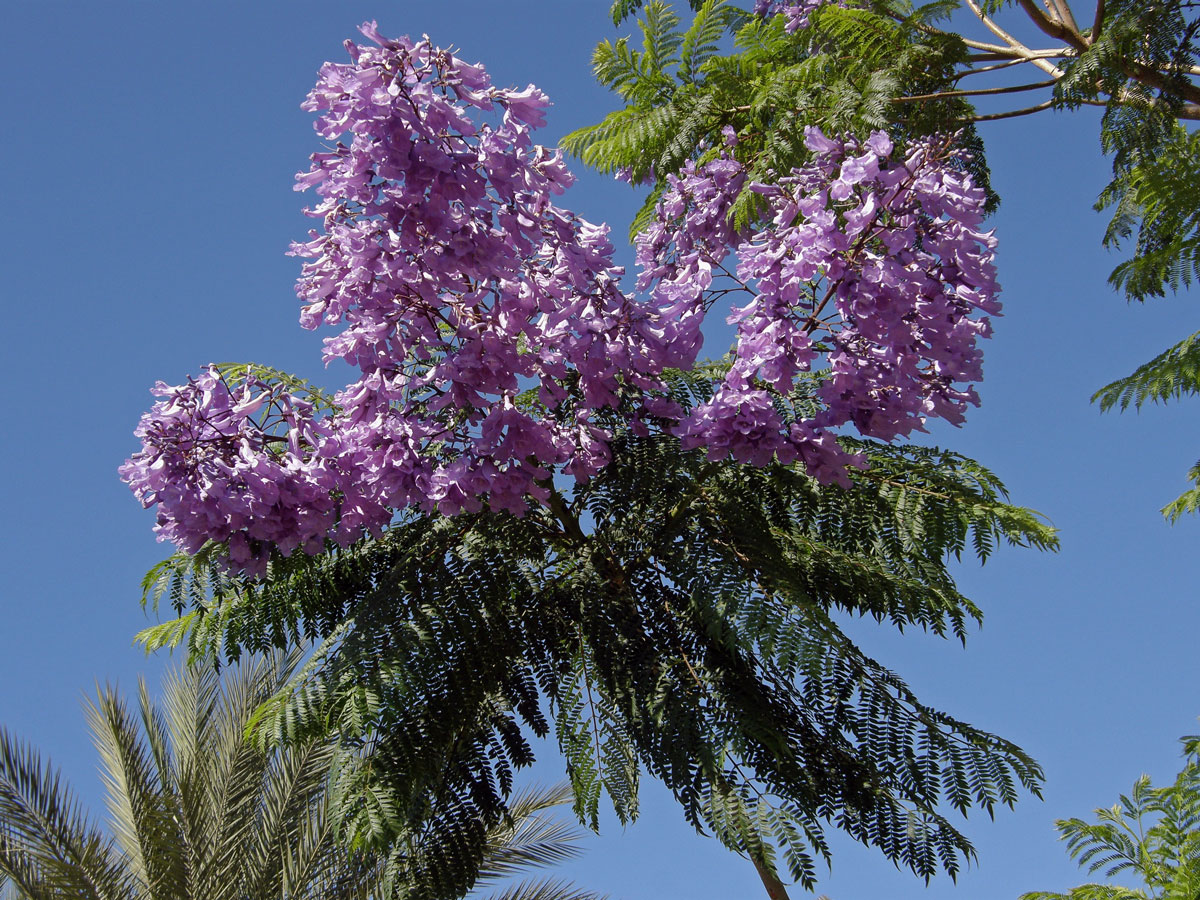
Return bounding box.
[749,854,793,900]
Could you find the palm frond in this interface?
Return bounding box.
[473,785,588,885]
[0,728,133,900]
[85,684,184,898]
[475,879,606,900]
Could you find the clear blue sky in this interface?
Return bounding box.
[1,3,1197,898]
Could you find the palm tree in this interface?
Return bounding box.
[0,653,601,900]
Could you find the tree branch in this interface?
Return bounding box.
[1015,0,1090,50]
[1049,0,1083,35]
[1016,0,1200,104]
[962,0,1067,76]
[963,97,1131,121]
[750,853,793,900]
[1090,0,1105,43]
[957,58,1041,77]
[1119,58,1200,105]
[957,0,1200,113]
[966,49,1073,61]
[966,98,1057,120]
[545,483,589,546]
[895,78,1057,102]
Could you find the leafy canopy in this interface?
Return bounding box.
[138,367,1055,899]
[564,0,989,239]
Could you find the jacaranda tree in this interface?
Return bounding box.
[122,16,1058,900]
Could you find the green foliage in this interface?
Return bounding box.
[1098,128,1200,303]
[1020,733,1200,900]
[1094,127,1200,517]
[212,362,340,416]
[144,366,1054,899]
[611,0,706,25]
[0,732,132,900]
[564,0,991,241]
[574,0,1200,515]
[1092,331,1200,412]
[1160,461,1200,523]
[1058,0,1200,304]
[994,0,1200,515]
[1091,330,1200,521]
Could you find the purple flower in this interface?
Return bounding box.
[640,130,998,464]
[755,0,848,32]
[123,23,1000,576]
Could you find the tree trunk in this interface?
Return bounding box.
[749,854,792,900]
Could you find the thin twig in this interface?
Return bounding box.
[960,98,1056,120]
[966,98,1057,120]
[956,58,1039,77]
[895,78,1057,102]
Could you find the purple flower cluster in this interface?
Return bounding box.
[633,145,747,372]
[286,28,684,521]
[124,25,682,566]
[122,24,1000,572]
[753,0,841,32]
[119,368,385,575]
[298,28,689,515]
[639,127,1000,485]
